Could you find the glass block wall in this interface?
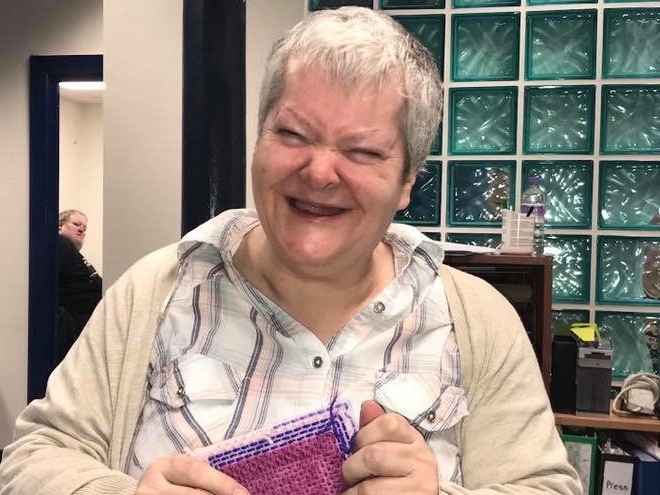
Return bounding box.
[308,0,660,380]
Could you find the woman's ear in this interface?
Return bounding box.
[396,170,417,211]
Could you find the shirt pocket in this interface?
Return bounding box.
[150,352,239,407]
[374,370,468,434]
[146,352,241,446]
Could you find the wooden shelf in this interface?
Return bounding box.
[555,406,660,433]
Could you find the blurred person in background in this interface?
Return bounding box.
[57,209,102,360]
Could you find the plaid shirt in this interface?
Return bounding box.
[126,209,467,483]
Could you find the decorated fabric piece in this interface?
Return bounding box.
[191,401,357,495]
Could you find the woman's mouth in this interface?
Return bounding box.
[289,198,345,216]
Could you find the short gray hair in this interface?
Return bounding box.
[257,6,443,177]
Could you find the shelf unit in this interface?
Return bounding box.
[444,252,553,389]
[555,408,660,434]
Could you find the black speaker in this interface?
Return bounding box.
[550,336,577,413]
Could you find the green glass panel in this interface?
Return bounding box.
[454,0,520,6]
[445,232,501,248]
[394,161,441,225]
[522,161,593,228]
[545,235,591,303]
[601,85,660,154]
[552,309,590,337]
[598,161,660,230]
[381,0,445,8]
[430,131,441,156]
[393,15,445,79]
[308,0,372,10]
[524,86,595,154]
[603,9,660,78]
[395,14,444,154]
[422,231,442,241]
[447,160,514,226]
[448,87,517,155]
[596,236,660,305]
[525,11,597,80]
[451,13,520,82]
[528,0,595,5]
[596,311,659,380]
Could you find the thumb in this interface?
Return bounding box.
[359,400,386,428]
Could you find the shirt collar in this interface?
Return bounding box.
[176,209,445,271]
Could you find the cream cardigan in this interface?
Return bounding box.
[0,244,581,494]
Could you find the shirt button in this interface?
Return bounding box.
[426,410,436,422]
[312,356,324,368]
[373,301,386,313]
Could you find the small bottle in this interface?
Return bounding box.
[521,175,545,255]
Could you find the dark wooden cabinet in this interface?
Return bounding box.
[444,253,553,390]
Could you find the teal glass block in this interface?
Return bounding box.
[603,9,660,78]
[395,14,444,154]
[454,0,520,6]
[394,161,441,225]
[393,15,445,79]
[430,130,441,156]
[601,85,660,154]
[422,231,442,241]
[308,0,372,10]
[596,236,660,305]
[448,87,517,155]
[552,309,590,336]
[380,0,445,8]
[451,13,520,82]
[445,232,501,248]
[598,161,660,230]
[596,311,659,380]
[525,11,597,80]
[447,160,515,226]
[545,235,591,303]
[528,0,596,5]
[522,161,593,228]
[523,86,595,154]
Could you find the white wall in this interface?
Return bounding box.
[0,0,103,448]
[102,0,183,285]
[60,99,104,274]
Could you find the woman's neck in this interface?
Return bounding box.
[233,227,395,343]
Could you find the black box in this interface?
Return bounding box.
[576,339,612,414]
[551,335,578,413]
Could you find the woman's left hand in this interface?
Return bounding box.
[341,400,439,495]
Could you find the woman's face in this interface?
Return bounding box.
[251,66,415,273]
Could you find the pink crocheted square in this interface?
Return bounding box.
[192,401,356,495]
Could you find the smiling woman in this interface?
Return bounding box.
[3,7,580,495]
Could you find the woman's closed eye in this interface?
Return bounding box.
[276,127,308,146]
[346,147,384,164]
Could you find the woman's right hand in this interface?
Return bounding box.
[136,453,249,495]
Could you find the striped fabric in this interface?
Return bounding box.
[126,210,467,485]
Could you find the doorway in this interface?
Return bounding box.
[28,55,103,402]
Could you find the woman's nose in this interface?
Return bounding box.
[301,147,341,190]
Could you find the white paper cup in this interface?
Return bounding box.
[501,210,535,254]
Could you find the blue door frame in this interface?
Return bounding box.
[28,55,103,402]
